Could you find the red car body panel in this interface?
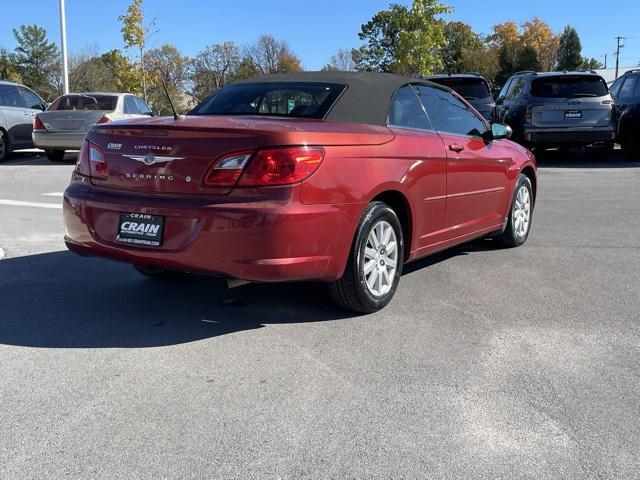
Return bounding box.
[64,113,536,283]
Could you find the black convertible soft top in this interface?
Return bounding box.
[234,71,442,127]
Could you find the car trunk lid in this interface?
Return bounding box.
[38,110,112,132]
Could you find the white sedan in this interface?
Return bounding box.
[32,93,156,161]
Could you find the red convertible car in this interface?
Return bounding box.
[63,72,536,312]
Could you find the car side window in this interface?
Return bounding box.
[0,84,26,108]
[387,85,431,130]
[609,77,623,98]
[416,85,487,137]
[619,76,638,99]
[134,96,152,115]
[505,78,525,100]
[497,79,512,101]
[124,95,141,114]
[19,87,44,110]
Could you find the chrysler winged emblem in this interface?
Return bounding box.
[122,153,185,165]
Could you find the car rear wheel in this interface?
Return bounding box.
[592,142,614,161]
[45,149,65,162]
[498,174,533,248]
[0,131,9,162]
[329,201,404,313]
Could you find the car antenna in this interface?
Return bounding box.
[161,80,180,121]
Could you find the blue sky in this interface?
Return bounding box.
[2,0,639,70]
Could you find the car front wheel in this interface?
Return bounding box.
[0,131,9,162]
[329,201,404,313]
[45,149,65,162]
[498,174,534,247]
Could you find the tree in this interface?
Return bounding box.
[357,0,452,75]
[101,49,143,95]
[441,21,483,73]
[11,25,60,99]
[0,48,21,83]
[190,42,240,100]
[119,0,157,101]
[322,49,358,71]
[68,46,115,92]
[244,35,302,74]
[521,18,558,71]
[556,26,583,71]
[143,44,190,114]
[581,57,603,70]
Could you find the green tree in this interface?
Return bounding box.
[441,21,483,73]
[119,0,157,101]
[581,57,603,70]
[11,25,60,99]
[556,26,583,71]
[358,0,452,75]
[101,49,143,95]
[0,48,21,83]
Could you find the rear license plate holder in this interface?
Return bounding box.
[565,110,582,119]
[116,213,164,247]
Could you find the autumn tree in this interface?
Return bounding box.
[143,44,190,114]
[322,49,358,71]
[190,42,240,100]
[101,49,143,95]
[0,48,21,83]
[556,26,582,71]
[119,0,157,101]
[11,25,60,99]
[521,18,558,71]
[357,0,452,75]
[244,35,303,74]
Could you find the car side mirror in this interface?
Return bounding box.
[489,122,512,140]
[150,108,160,117]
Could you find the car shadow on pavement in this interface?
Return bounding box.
[0,250,353,349]
[534,148,640,168]
[1,151,77,166]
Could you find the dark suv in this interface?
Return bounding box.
[609,69,640,157]
[495,71,616,156]
[424,73,494,120]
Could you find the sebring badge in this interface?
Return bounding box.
[122,153,185,165]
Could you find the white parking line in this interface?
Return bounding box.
[0,199,62,209]
[41,192,64,197]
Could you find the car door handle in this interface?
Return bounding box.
[448,144,464,153]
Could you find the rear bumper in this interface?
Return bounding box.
[523,126,616,146]
[63,180,361,282]
[32,130,86,150]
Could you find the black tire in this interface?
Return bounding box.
[0,131,9,162]
[133,265,188,280]
[621,142,639,161]
[592,142,614,161]
[497,174,534,248]
[45,149,65,162]
[329,202,404,313]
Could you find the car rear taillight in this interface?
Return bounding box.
[203,152,253,187]
[78,141,108,179]
[525,103,544,124]
[238,146,325,186]
[96,116,111,124]
[33,116,46,131]
[75,140,91,176]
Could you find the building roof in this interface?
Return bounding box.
[234,71,444,126]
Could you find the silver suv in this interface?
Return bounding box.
[0,80,47,161]
[495,71,616,157]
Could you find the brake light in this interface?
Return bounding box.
[525,103,544,124]
[75,140,91,176]
[33,116,46,131]
[238,146,325,186]
[96,116,111,124]
[88,141,108,179]
[203,152,253,187]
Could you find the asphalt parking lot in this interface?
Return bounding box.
[1,150,639,479]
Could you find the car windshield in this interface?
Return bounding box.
[50,94,118,111]
[531,76,608,98]
[189,82,346,118]
[431,78,490,100]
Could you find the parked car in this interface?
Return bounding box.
[609,69,640,158]
[494,71,616,157]
[423,73,495,120]
[33,92,155,161]
[63,72,537,313]
[0,80,47,161]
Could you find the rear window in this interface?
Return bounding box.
[531,76,608,98]
[189,82,346,118]
[50,95,118,111]
[430,78,490,100]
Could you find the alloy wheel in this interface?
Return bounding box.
[363,220,398,297]
[513,185,531,238]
